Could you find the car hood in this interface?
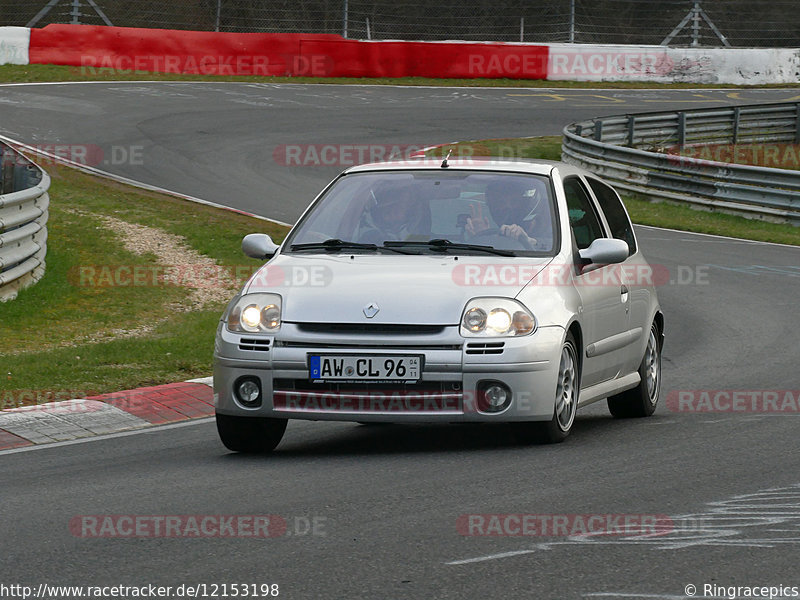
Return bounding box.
[245,253,554,325]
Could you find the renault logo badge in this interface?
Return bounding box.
[363,302,380,318]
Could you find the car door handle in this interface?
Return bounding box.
[620,285,629,305]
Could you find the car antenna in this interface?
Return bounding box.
[440,148,453,168]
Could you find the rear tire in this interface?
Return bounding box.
[216,414,287,453]
[607,321,661,418]
[514,332,580,444]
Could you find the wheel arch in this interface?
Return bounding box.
[565,320,584,378]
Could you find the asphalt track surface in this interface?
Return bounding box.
[2,83,800,599]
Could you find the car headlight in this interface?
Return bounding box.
[227,293,282,333]
[460,298,535,337]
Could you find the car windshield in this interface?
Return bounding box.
[284,170,558,256]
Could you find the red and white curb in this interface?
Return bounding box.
[0,377,214,450]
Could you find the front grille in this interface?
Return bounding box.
[239,337,271,352]
[293,322,447,336]
[465,342,505,355]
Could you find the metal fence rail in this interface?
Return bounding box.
[562,102,800,224]
[0,143,50,302]
[5,0,800,47]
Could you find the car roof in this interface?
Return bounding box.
[343,158,581,177]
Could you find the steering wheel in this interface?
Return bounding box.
[472,226,534,250]
[473,227,500,237]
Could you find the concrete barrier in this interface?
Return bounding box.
[3,24,800,84]
[0,27,30,65]
[547,44,800,84]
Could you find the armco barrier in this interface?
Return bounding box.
[562,102,800,224]
[0,143,50,301]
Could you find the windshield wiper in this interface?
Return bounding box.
[290,239,378,252]
[383,239,516,257]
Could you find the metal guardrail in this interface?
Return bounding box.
[562,102,800,224]
[0,142,50,301]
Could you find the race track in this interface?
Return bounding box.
[1,83,799,600]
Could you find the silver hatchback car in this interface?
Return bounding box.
[214,159,663,452]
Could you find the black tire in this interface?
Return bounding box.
[607,321,662,418]
[216,414,287,453]
[514,332,580,444]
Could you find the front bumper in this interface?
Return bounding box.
[214,322,565,422]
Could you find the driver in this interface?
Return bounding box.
[357,183,421,244]
[466,178,543,248]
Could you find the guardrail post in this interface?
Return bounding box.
[796,104,800,144]
[1,146,14,195]
[677,112,686,147]
[732,107,740,145]
[593,119,603,142]
[627,116,635,147]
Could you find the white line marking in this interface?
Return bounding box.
[446,484,800,565]
[584,594,694,599]
[445,549,536,565]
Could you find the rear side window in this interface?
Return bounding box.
[587,178,636,255]
[563,177,604,250]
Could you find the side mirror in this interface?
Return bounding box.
[578,238,629,266]
[242,234,279,260]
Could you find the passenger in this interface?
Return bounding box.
[466,178,547,249]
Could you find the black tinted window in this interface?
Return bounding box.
[587,178,636,254]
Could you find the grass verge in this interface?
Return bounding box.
[0,161,288,402]
[427,136,800,246]
[2,64,799,88]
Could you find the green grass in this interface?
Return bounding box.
[0,162,289,401]
[3,64,800,88]
[428,136,800,246]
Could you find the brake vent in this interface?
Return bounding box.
[239,338,271,351]
[465,342,505,355]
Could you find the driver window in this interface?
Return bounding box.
[563,177,604,250]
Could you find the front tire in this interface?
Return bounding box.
[607,321,661,418]
[514,332,580,444]
[216,414,287,453]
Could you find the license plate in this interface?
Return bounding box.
[309,355,421,382]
